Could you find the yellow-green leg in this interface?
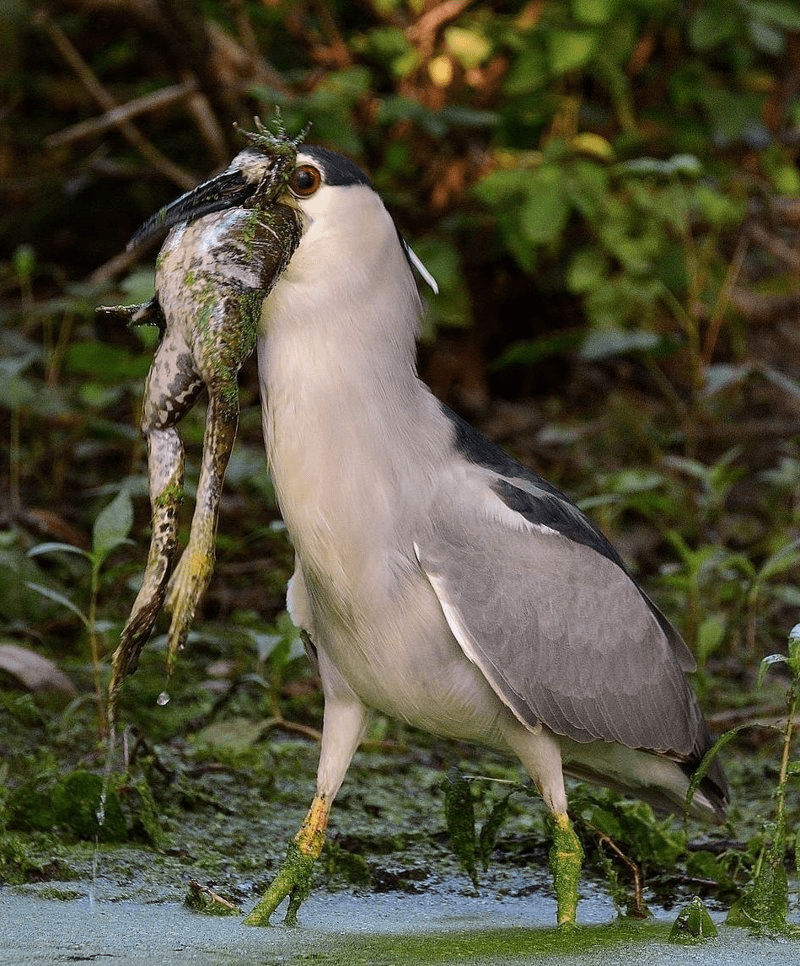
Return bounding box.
[549,811,584,928]
[244,795,329,926]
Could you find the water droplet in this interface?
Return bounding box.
[157,691,170,706]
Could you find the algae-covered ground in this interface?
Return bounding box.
[4,891,800,966]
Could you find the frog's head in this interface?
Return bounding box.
[127,120,438,298]
[128,116,304,251]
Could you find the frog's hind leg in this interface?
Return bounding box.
[165,378,239,670]
[108,333,202,715]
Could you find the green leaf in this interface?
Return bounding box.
[566,157,610,221]
[0,371,35,409]
[693,184,746,228]
[118,267,155,304]
[27,542,90,561]
[25,582,88,627]
[410,237,471,331]
[670,896,718,944]
[572,0,618,25]
[757,652,788,689]
[472,169,531,207]
[491,331,582,370]
[703,363,749,397]
[13,243,35,281]
[92,489,134,566]
[567,248,608,294]
[759,363,800,405]
[619,154,703,178]
[686,726,757,812]
[748,18,785,55]
[248,630,284,663]
[444,26,492,70]
[78,383,126,410]
[749,0,800,31]
[548,29,598,75]
[695,89,762,142]
[757,541,800,583]
[438,105,498,130]
[504,49,547,96]
[519,168,572,245]
[697,616,726,663]
[580,328,662,360]
[356,27,416,79]
[787,626,800,675]
[689,6,736,49]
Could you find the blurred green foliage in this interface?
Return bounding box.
[0,0,796,656]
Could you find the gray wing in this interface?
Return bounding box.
[415,406,709,760]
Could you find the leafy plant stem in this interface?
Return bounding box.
[46,311,76,388]
[659,284,703,393]
[728,627,800,934]
[701,231,748,369]
[774,653,797,860]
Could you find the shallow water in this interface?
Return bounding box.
[2,878,799,966]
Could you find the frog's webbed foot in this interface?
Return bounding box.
[244,795,330,927]
[164,536,215,670]
[97,298,166,334]
[165,388,239,670]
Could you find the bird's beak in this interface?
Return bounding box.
[127,168,259,250]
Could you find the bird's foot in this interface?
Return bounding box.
[244,840,316,926]
[244,795,329,927]
[549,812,584,929]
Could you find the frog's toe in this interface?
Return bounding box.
[165,546,215,669]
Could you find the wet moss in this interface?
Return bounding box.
[154,481,183,510]
[295,919,676,964]
[7,771,127,843]
[36,886,84,901]
[324,840,373,888]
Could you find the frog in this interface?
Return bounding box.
[99,120,302,715]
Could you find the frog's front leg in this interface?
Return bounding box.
[108,332,202,712]
[165,370,240,670]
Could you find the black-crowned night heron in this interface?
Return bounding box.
[134,139,729,929]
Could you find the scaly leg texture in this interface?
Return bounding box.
[549,811,584,928]
[244,795,330,926]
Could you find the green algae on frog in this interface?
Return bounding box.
[99,122,302,717]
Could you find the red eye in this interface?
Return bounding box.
[289,164,322,197]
